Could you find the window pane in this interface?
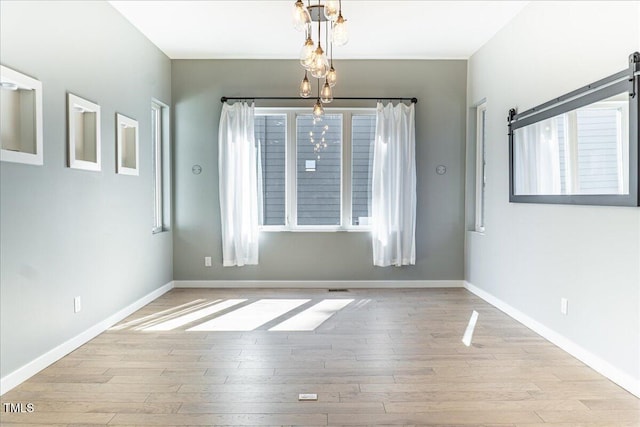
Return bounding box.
[480,108,486,227]
[296,114,342,226]
[351,115,375,226]
[255,115,286,225]
[151,104,162,231]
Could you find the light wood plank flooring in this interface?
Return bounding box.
[1,288,639,426]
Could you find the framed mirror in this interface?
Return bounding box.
[508,52,639,206]
[116,113,139,176]
[68,93,101,171]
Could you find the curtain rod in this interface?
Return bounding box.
[221,96,418,104]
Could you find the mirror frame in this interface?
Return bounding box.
[508,52,639,207]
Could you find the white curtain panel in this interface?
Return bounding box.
[371,102,417,267]
[218,102,260,266]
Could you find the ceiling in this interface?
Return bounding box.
[109,1,529,60]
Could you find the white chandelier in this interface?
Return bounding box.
[292,0,349,118]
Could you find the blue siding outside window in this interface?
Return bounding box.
[255,115,286,225]
[351,115,375,225]
[296,114,342,226]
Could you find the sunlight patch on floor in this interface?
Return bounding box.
[269,299,353,331]
[143,299,248,331]
[187,299,310,332]
[109,299,206,331]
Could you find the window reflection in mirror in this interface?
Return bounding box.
[514,92,629,196]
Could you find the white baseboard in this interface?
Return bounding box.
[0,281,174,396]
[173,280,464,289]
[464,281,640,398]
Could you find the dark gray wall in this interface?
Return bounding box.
[0,1,172,378]
[172,59,467,281]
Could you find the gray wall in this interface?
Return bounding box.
[0,1,172,378]
[465,1,640,388]
[172,60,467,281]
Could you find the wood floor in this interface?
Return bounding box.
[1,288,639,426]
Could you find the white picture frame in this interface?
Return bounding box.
[68,93,101,171]
[0,65,43,165]
[116,113,139,176]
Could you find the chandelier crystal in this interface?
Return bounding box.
[293,0,348,117]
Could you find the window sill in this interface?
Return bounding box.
[260,227,371,233]
[468,229,485,236]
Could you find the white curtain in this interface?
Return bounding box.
[218,102,261,266]
[514,119,561,195]
[371,102,416,267]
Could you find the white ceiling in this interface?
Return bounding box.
[109,1,529,60]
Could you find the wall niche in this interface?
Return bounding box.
[68,93,101,171]
[116,113,139,176]
[0,65,43,165]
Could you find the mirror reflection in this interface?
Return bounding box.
[513,92,629,196]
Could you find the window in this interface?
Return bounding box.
[475,102,486,232]
[152,100,170,233]
[255,108,375,231]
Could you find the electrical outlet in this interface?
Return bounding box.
[74,296,82,313]
[204,256,212,267]
[560,298,568,315]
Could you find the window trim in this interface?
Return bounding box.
[474,101,486,233]
[151,99,170,234]
[255,107,376,232]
